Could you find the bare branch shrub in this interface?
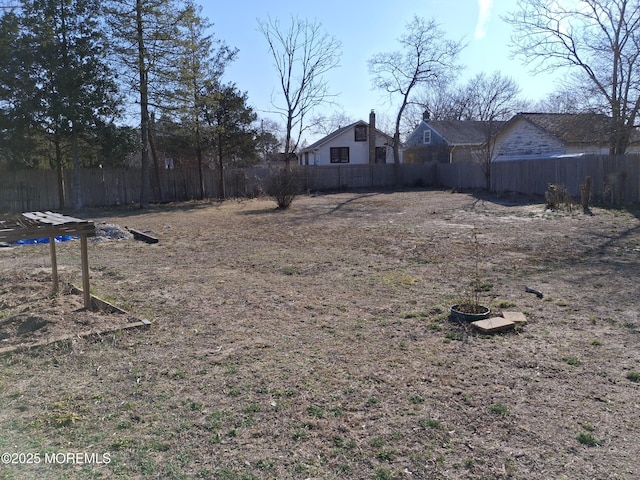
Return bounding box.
[265,168,301,209]
[545,184,573,211]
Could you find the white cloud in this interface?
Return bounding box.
[475,0,493,40]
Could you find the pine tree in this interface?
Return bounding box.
[1,0,119,209]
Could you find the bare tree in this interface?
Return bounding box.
[368,16,464,166]
[463,72,522,190]
[411,78,471,123]
[258,15,341,168]
[531,83,600,113]
[310,111,355,136]
[505,0,640,154]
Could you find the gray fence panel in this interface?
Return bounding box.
[3,156,640,212]
[490,154,640,203]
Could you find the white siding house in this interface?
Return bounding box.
[298,111,394,166]
[492,113,628,161]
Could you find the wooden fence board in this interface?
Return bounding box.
[2,155,640,212]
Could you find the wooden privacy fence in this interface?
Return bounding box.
[298,163,435,191]
[491,154,640,204]
[434,154,640,204]
[0,164,436,212]
[1,155,639,211]
[0,167,274,212]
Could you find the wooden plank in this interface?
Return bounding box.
[22,212,63,225]
[0,320,151,356]
[22,211,91,227]
[80,234,91,309]
[0,287,151,355]
[49,236,59,294]
[43,211,88,224]
[502,311,528,326]
[127,227,159,244]
[471,317,515,333]
[0,224,95,242]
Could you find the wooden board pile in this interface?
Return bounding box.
[471,312,528,333]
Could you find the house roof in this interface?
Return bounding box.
[299,120,394,153]
[512,112,640,145]
[426,120,504,146]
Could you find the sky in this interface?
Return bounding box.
[200,0,564,141]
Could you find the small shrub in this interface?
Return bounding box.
[626,371,640,383]
[420,418,441,429]
[444,331,464,342]
[495,300,516,309]
[292,428,309,441]
[563,356,581,366]
[226,387,241,397]
[306,404,324,418]
[243,403,261,413]
[281,266,297,275]
[374,468,394,480]
[545,183,573,211]
[580,422,596,432]
[488,403,509,415]
[265,168,301,209]
[375,449,397,462]
[330,406,345,417]
[255,459,274,471]
[576,432,600,446]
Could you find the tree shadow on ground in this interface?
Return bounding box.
[78,199,223,220]
[469,190,545,208]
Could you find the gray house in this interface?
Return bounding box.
[403,114,503,163]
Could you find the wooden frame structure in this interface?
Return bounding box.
[0,211,96,309]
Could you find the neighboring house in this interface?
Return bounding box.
[298,111,394,166]
[492,112,640,161]
[403,113,503,163]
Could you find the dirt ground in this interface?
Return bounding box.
[1,189,639,480]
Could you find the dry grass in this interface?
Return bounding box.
[1,189,640,479]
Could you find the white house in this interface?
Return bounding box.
[298,111,394,166]
[492,112,640,161]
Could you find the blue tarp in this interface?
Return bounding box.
[15,235,78,245]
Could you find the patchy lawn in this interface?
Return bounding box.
[1,189,639,479]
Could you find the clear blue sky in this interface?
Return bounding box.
[200,0,562,141]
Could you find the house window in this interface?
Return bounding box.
[330,147,350,163]
[423,130,432,144]
[375,146,386,164]
[354,125,367,142]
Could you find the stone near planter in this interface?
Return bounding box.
[502,311,528,326]
[471,317,516,333]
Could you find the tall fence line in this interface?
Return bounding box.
[0,164,436,212]
[1,155,639,212]
[435,154,640,204]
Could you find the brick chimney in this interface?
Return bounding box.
[369,110,376,164]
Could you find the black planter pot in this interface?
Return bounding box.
[450,304,491,322]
